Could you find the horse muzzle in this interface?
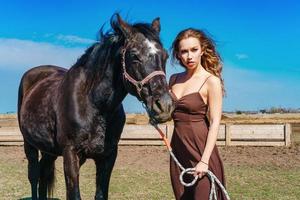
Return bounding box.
[146,93,175,123]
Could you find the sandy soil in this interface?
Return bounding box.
[2,145,299,173]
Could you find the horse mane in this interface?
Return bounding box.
[132,23,162,45]
[71,14,160,79]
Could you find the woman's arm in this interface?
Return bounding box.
[194,76,223,177]
[201,76,222,163]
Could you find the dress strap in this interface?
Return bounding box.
[198,75,212,92]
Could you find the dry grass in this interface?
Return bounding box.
[1,146,300,200]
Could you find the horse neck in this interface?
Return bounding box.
[88,60,128,111]
[64,42,128,112]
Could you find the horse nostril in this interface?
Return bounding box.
[155,99,163,112]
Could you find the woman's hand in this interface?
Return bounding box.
[194,160,208,179]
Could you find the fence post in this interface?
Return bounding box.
[225,123,232,146]
[285,123,291,146]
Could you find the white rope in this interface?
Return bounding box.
[170,150,230,200]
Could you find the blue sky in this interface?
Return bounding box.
[0,0,299,113]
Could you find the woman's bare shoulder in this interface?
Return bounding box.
[169,72,185,85]
[206,74,221,89]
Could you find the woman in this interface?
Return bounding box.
[169,28,226,199]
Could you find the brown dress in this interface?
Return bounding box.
[170,77,226,200]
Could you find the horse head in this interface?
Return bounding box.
[114,14,175,123]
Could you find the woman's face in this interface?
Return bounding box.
[177,37,203,70]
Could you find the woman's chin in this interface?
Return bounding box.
[186,64,197,70]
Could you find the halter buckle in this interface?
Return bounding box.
[136,82,143,91]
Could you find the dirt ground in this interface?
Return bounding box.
[2,144,300,172]
[116,145,300,171]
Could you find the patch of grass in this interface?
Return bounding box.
[109,169,173,200]
[226,165,300,200]
[1,154,300,199]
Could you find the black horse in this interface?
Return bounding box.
[17,14,174,200]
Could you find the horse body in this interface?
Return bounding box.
[19,64,119,157]
[18,14,174,200]
[19,66,66,155]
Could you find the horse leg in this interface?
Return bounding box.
[38,152,57,200]
[63,146,81,200]
[94,106,125,200]
[24,141,39,200]
[94,147,118,200]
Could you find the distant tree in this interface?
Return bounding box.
[236,110,242,114]
[260,109,266,114]
[267,106,290,113]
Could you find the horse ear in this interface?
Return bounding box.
[116,14,132,37]
[151,17,161,33]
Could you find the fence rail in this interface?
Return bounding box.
[0,121,293,146]
[120,123,291,146]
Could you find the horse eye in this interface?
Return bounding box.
[131,54,142,63]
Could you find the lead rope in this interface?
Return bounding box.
[142,103,230,200]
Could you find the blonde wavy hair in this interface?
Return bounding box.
[171,28,225,95]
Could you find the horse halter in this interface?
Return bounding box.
[121,47,166,98]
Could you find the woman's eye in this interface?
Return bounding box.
[180,50,188,54]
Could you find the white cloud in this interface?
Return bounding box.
[222,61,300,111]
[0,38,85,70]
[56,34,96,45]
[235,53,249,60]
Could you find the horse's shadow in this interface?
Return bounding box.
[18,198,60,200]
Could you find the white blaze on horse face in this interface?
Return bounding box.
[145,39,159,55]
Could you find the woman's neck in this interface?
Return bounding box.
[185,64,204,77]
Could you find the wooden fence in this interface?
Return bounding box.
[120,124,292,146]
[0,120,293,146]
[291,123,300,145]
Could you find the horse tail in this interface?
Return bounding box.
[47,161,56,198]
